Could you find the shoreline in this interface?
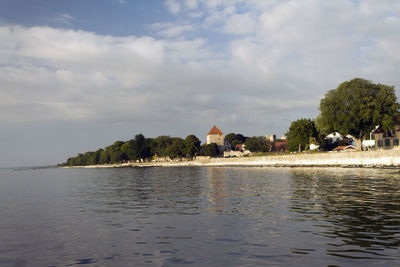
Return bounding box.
[62,149,400,169]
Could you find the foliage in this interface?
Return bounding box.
[244,136,271,152]
[134,134,151,160]
[286,118,318,152]
[99,149,110,164]
[107,141,124,164]
[121,141,137,161]
[202,143,218,157]
[64,133,202,166]
[225,133,236,144]
[87,149,102,165]
[184,135,201,160]
[166,137,185,159]
[152,135,172,158]
[225,133,247,147]
[316,78,400,146]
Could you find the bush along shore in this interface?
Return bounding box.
[62,149,400,169]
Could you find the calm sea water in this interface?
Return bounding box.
[0,167,399,266]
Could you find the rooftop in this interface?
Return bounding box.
[208,125,223,135]
[333,145,356,151]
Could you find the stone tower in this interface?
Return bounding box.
[206,125,224,146]
[206,125,226,155]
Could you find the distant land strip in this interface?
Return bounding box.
[62,150,400,169]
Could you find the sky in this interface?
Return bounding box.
[1,0,400,167]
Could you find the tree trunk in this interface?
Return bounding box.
[355,138,363,151]
[356,134,365,151]
[355,132,365,151]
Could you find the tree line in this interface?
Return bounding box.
[63,131,286,166]
[63,134,202,166]
[286,78,400,151]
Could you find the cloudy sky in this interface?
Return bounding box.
[1,0,399,167]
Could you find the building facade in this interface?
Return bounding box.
[372,125,400,150]
[265,134,276,142]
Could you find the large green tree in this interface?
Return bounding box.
[184,135,201,160]
[225,133,237,144]
[225,133,247,147]
[99,149,110,164]
[107,141,124,164]
[133,134,151,161]
[286,118,318,152]
[152,135,172,158]
[316,78,400,149]
[202,143,218,157]
[121,140,137,161]
[166,137,185,160]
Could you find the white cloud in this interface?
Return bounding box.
[165,0,181,15]
[149,22,194,38]
[56,13,74,25]
[184,0,198,9]
[0,26,166,122]
[2,0,400,137]
[203,5,236,28]
[188,11,203,18]
[224,13,255,34]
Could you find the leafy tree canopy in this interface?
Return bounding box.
[244,136,271,152]
[225,133,247,147]
[202,143,218,157]
[225,133,237,144]
[121,141,137,161]
[166,137,185,159]
[152,135,172,157]
[134,134,152,160]
[184,135,201,160]
[286,118,318,152]
[316,78,400,144]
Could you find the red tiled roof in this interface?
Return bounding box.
[207,126,223,135]
[333,145,355,151]
[275,141,287,145]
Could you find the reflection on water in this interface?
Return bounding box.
[206,167,292,217]
[73,167,203,216]
[289,168,400,261]
[0,167,400,266]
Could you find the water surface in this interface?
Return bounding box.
[0,167,399,266]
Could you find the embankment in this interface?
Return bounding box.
[69,149,400,168]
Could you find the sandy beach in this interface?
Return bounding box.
[64,149,400,168]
